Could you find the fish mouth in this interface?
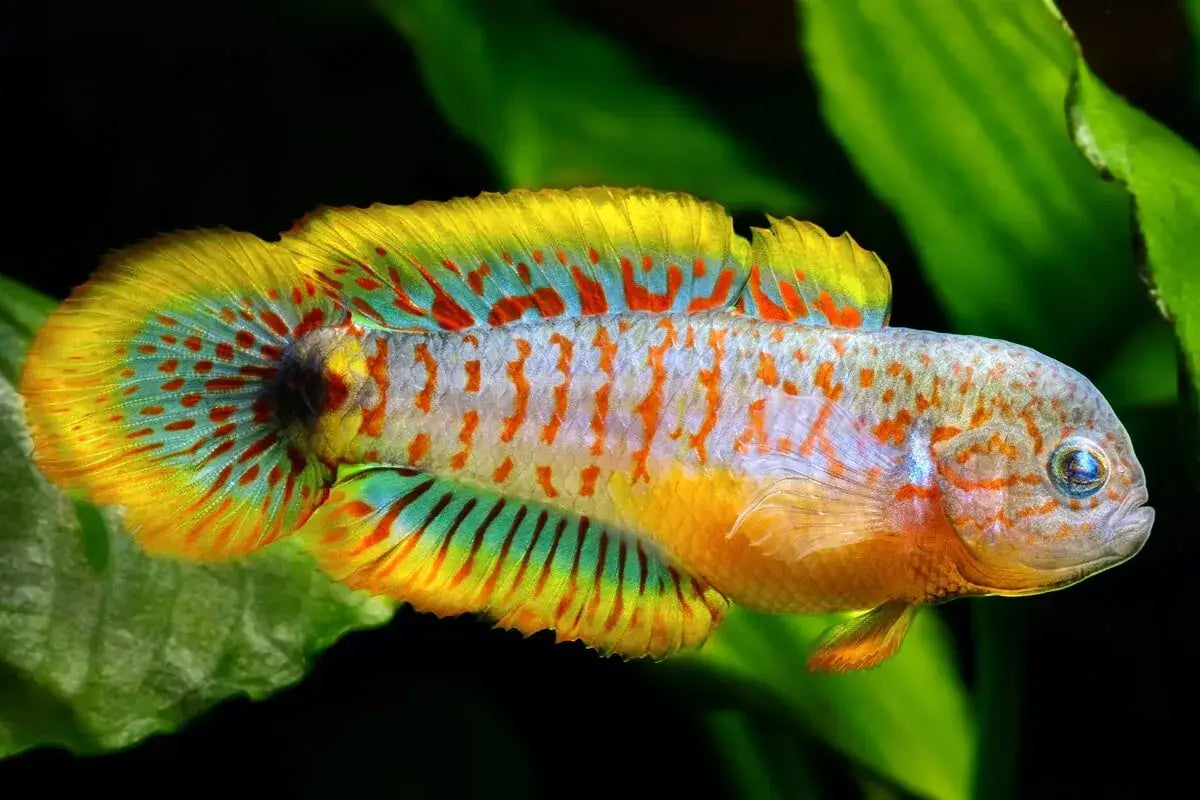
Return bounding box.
[1098,487,1153,562]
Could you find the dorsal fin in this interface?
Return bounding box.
[283,187,750,331]
[739,217,891,329]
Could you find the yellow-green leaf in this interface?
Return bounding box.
[799,0,1143,363]
[685,609,973,800]
[1065,42,1200,416]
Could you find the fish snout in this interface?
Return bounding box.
[1107,488,1153,560]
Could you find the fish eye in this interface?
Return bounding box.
[1048,438,1108,499]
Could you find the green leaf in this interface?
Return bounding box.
[376,0,810,214]
[1064,38,1200,416]
[799,0,1142,363]
[686,609,974,800]
[0,276,56,385]
[0,290,394,758]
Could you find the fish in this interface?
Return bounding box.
[18,187,1154,671]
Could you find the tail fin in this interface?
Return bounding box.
[20,230,344,560]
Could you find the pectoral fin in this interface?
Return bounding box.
[807,601,918,672]
[730,394,904,563]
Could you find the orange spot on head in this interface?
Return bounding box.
[859,368,875,389]
[931,425,961,443]
[970,402,992,429]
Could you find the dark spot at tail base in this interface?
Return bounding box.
[273,347,328,431]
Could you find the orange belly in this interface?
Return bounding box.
[604,463,972,612]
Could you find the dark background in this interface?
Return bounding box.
[2,1,1195,797]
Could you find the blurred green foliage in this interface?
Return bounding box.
[2,0,1198,798]
[376,0,809,213]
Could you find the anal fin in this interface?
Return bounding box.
[303,466,728,658]
[807,601,917,673]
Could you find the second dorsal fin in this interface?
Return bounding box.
[739,217,892,329]
[284,187,750,331]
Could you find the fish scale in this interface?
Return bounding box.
[20,187,1153,670]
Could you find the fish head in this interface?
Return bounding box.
[931,347,1153,595]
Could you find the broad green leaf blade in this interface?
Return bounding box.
[1065,53,1200,418]
[799,0,1141,362]
[686,609,973,800]
[0,286,394,758]
[377,0,809,213]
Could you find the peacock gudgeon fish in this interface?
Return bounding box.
[20,188,1153,670]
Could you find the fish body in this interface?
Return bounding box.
[20,188,1153,670]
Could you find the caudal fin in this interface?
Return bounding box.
[20,230,343,560]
